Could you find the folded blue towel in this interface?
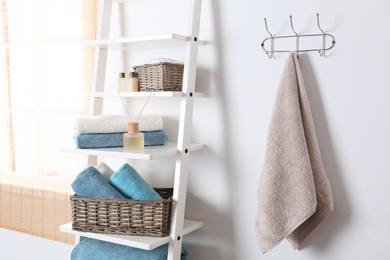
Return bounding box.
[74,132,123,149]
[109,163,162,200]
[74,130,168,149]
[142,130,168,146]
[71,238,189,260]
[71,167,126,199]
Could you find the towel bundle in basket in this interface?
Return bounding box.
[70,163,173,237]
[133,58,184,92]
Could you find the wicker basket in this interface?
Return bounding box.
[70,188,173,237]
[133,62,184,92]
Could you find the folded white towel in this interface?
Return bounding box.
[256,52,333,253]
[74,114,163,134]
[145,57,179,64]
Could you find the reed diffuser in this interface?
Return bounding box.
[118,91,153,150]
[123,122,144,149]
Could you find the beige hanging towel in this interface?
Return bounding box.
[256,52,333,253]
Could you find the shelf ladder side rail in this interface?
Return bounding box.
[89,0,112,117]
[168,0,202,259]
[75,3,114,246]
[82,0,113,169]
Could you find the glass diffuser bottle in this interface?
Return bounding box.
[117,90,153,151]
[123,122,144,150]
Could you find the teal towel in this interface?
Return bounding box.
[74,132,123,148]
[71,167,126,199]
[142,130,168,146]
[109,163,162,200]
[74,130,168,149]
[71,238,189,260]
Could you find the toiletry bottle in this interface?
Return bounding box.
[118,72,126,91]
[126,72,139,92]
[123,122,144,149]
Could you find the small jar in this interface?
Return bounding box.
[126,72,139,92]
[118,72,126,91]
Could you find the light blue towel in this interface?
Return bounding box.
[74,132,123,148]
[109,163,162,200]
[71,238,189,260]
[71,167,126,199]
[142,130,168,146]
[74,130,168,149]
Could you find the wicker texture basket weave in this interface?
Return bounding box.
[133,62,184,92]
[71,188,173,237]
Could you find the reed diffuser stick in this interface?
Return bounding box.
[117,91,154,122]
[117,91,131,121]
[136,91,154,122]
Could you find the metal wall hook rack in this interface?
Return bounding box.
[261,13,336,58]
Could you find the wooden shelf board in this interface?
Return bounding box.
[84,33,205,51]
[87,91,204,98]
[60,142,204,160]
[60,219,203,250]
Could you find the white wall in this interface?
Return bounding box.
[86,0,390,259]
[3,0,390,259]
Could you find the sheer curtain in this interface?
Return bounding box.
[0,0,97,244]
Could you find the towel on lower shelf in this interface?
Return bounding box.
[255,52,333,253]
[71,238,189,260]
[74,114,163,134]
[95,162,115,180]
[74,130,168,148]
[109,163,163,200]
[71,167,126,199]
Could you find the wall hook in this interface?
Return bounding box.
[261,14,336,58]
[289,15,298,36]
[262,18,274,59]
[316,13,326,57]
[289,15,299,51]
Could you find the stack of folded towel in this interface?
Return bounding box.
[70,162,189,259]
[73,114,168,148]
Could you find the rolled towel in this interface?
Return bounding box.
[95,162,115,180]
[71,167,126,199]
[74,114,163,134]
[71,238,189,260]
[109,163,162,200]
[74,130,168,149]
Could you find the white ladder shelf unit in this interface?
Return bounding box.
[59,0,204,259]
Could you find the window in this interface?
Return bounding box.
[0,0,98,244]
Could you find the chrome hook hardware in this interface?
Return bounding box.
[262,18,274,59]
[289,15,299,52]
[261,14,336,59]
